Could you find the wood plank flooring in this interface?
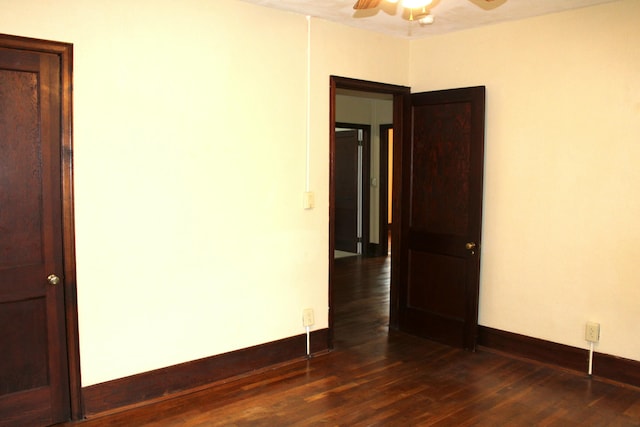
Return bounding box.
[60,256,640,426]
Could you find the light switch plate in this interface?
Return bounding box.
[303,191,315,209]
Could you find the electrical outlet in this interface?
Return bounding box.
[302,308,315,327]
[585,321,600,343]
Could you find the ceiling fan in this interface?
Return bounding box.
[354,0,497,8]
[354,0,501,23]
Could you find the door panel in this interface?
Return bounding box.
[0,46,70,426]
[409,102,471,235]
[335,130,359,253]
[399,86,485,350]
[407,252,466,317]
[0,298,49,394]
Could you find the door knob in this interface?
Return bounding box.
[465,242,476,250]
[47,274,61,286]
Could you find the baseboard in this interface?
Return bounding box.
[82,328,329,417]
[366,242,380,257]
[593,352,640,388]
[478,326,640,388]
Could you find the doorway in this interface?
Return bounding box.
[329,76,410,347]
[329,77,485,351]
[334,90,393,258]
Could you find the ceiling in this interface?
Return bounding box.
[238,0,618,39]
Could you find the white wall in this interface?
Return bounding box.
[4,0,635,389]
[410,0,640,362]
[0,0,409,386]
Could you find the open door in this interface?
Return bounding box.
[334,129,360,253]
[397,86,485,350]
[329,77,484,351]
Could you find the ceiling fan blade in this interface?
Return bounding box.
[468,0,507,10]
[353,0,382,10]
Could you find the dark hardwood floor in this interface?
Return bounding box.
[60,255,640,426]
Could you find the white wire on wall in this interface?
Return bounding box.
[305,15,311,193]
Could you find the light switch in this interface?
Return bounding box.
[303,191,315,209]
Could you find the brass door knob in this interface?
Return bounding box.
[465,242,476,250]
[47,274,61,286]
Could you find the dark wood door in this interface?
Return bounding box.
[398,86,485,350]
[335,130,360,253]
[0,46,71,426]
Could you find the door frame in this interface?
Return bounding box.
[0,33,82,420]
[335,123,371,256]
[329,76,410,348]
[378,123,393,257]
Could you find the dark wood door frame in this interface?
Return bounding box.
[329,76,410,348]
[0,33,82,421]
[335,122,371,256]
[378,123,393,257]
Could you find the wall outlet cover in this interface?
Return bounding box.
[585,321,600,343]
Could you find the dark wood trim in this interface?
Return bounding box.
[329,76,411,344]
[390,88,411,330]
[478,326,640,388]
[60,38,83,423]
[378,123,393,257]
[330,76,410,95]
[594,352,640,389]
[0,33,82,421]
[478,326,586,372]
[82,329,330,416]
[366,242,381,257]
[329,78,337,349]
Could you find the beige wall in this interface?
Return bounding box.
[1,0,637,387]
[0,0,409,386]
[410,0,640,361]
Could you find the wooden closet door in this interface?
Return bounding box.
[0,46,70,426]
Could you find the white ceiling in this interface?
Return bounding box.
[238,0,618,39]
